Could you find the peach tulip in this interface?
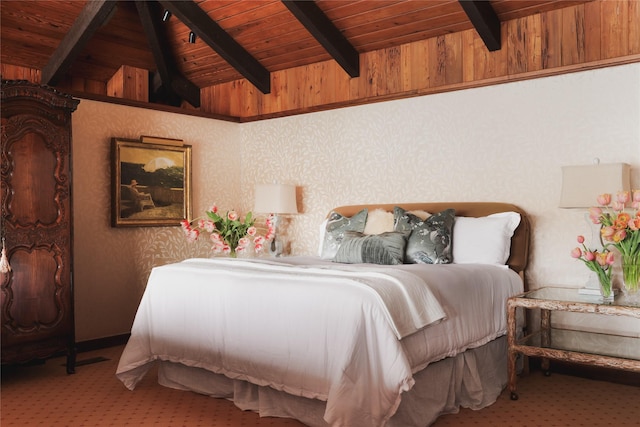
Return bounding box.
[588,207,602,224]
[633,190,640,203]
[596,193,611,206]
[601,226,615,240]
[616,191,630,205]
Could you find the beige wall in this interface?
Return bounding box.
[72,63,640,342]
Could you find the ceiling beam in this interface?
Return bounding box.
[135,1,200,108]
[282,0,359,78]
[158,0,270,94]
[41,0,118,85]
[458,0,501,51]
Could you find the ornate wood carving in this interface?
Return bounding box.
[1,80,79,373]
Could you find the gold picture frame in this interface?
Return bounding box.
[111,137,192,227]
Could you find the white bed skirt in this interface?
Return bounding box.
[156,336,509,427]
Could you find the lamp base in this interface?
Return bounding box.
[269,238,284,257]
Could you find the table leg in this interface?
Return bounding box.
[507,300,519,400]
[541,308,551,375]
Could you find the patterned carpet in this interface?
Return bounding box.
[2,345,638,426]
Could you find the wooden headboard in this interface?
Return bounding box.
[331,202,530,279]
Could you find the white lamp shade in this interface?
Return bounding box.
[254,183,298,214]
[559,163,631,208]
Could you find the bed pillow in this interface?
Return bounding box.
[334,231,407,265]
[452,212,521,265]
[320,209,368,259]
[394,207,455,264]
[363,209,394,235]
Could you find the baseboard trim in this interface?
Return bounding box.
[76,334,130,353]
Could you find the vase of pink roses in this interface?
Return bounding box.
[571,235,615,302]
[181,204,275,257]
[589,191,640,302]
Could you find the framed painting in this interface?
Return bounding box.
[111,138,192,227]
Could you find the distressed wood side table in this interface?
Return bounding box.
[507,287,640,400]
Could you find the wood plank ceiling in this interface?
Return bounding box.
[1,0,590,110]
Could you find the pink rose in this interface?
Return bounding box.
[254,243,264,253]
[236,246,247,254]
[210,232,222,242]
[247,226,257,236]
[254,236,265,245]
[210,204,218,213]
[596,194,611,206]
[238,237,250,247]
[228,211,238,221]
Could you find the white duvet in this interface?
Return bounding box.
[116,256,522,426]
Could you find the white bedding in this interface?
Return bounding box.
[116,256,523,427]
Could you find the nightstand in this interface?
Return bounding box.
[507,287,640,400]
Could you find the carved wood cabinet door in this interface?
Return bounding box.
[1,80,79,373]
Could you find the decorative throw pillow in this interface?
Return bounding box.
[363,209,394,235]
[394,207,455,264]
[320,209,368,259]
[452,212,521,265]
[334,231,408,265]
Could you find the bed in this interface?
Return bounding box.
[116,202,530,426]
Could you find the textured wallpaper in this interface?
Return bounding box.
[72,63,640,341]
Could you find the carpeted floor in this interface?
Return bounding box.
[1,344,638,426]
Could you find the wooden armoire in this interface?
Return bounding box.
[1,80,80,373]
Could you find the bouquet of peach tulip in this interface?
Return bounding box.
[571,235,615,298]
[181,204,275,257]
[589,191,640,259]
[588,190,640,298]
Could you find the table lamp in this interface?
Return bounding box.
[254,183,298,256]
[559,161,631,294]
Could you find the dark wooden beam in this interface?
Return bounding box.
[458,0,501,51]
[41,0,118,85]
[158,0,270,94]
[282,0,359,78]
[135,1,200,108]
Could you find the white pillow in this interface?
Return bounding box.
[452,212,521,266]
[363,209,394,235]
[318,218,328,256]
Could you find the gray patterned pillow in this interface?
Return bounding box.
[320,209,368,259]
[394,207,455,264]
[334,231,408,265]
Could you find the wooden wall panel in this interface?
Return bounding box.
[2,1,638,122]
[0,64,40,82]
[224,0,640,121]
[106,66,148,102]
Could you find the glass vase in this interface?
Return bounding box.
[621,254,640,303]
[598,275,614,304]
